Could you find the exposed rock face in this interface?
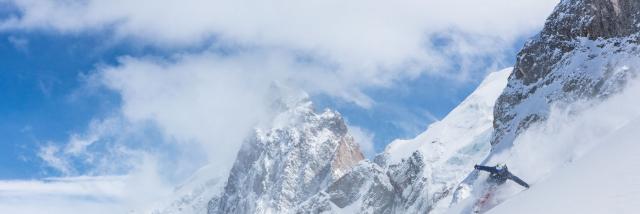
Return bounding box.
[492,0,640,147]
[297,161,395,214]
[207,96,364,214]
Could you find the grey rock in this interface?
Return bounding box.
[208,96,364,214]
[492,0,640,147]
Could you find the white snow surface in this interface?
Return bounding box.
[449,72,640,213]
[384,68,511,165]
[489,118,640,214]
[368,68,511,213]
[487,78,640,213]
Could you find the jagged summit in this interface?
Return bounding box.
[207,94,364,214]
[512,0,640,86]
[546,0,640,40]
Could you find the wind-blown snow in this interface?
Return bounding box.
[450,73,640,213]
[487,78,640,213]
[489,119,640,213]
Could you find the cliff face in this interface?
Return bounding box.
[492,0,640,148]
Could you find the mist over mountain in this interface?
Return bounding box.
[1,0,638,213]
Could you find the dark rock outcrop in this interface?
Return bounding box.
[492,0,640,147]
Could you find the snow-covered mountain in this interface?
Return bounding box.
[492,0,640,150]
[486,76,640,214]
[159,0,640,213]
[205,92,364,214]
[157,67,510,214]
[448,0,640,212]
[298,68,512,213]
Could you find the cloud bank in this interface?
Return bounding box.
[2,0,560,92]
[0,0,560,212]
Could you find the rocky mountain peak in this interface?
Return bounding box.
[546,0,640,40]
[207,97,364,213]
[513,0,640,85]
[492,0,640,147]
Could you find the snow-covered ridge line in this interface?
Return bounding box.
[384,68,512,165]
[299,68,512,213]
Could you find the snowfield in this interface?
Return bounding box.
[487,77,640,214]
[450,75,640,213]
[489,118,640,214]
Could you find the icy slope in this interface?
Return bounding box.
[385,68,512,165]
[489,119,640,214]
[487,81,640,213]
[449,70,640,213]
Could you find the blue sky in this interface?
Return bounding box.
[0,30,526,179]
[0,32,121,179]
[0,0,561,212]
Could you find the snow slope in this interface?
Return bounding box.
[487,76,640,213]
[383,68,512,213]
[489,118,640,214]
[447,0,640,212]
[449,73,640,213]
[385,67,512,165]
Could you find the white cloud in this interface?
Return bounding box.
[38,144,74,175]
[2,0,559,50]
[0,176,128,214]
[0,157,174,214]
[96,52,287,166]
[64,118,117,156]
[7,35,28,53]
[347,124,376,158]
[1,0,560,101]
